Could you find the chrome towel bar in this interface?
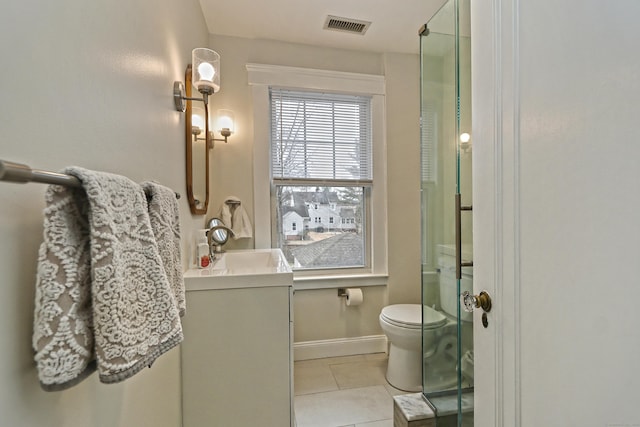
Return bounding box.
[0,159,180,199]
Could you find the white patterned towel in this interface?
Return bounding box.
[142,181,185,317]
[33,167,183,391]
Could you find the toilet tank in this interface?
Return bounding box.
[437,244,473,322]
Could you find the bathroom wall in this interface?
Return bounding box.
[204,34,422,343]
[383,52,423,306]
[0,0,208,425]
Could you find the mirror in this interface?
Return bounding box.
[185,64,210,215]
[206,217,229,245]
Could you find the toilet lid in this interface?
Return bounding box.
[381,304,447,329]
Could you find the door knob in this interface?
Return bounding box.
[461,290,492,313]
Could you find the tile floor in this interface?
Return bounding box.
[293,353,411,427]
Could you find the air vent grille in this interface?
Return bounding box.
[324,15,371,35]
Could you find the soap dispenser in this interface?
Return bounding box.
[197,235,210,268]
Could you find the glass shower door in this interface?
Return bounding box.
[420,0,473,425]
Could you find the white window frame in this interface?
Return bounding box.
[248,63,388,289]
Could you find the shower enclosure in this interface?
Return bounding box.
[420,0,473,425]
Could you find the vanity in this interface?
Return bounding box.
[181,249,294,427]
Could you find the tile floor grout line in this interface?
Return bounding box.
[327,361,343,390]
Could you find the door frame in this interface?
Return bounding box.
[471,0,520,425]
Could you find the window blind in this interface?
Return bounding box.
[270,89,372,184]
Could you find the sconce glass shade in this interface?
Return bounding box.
[192,48,220,95]
[459,132,471,152]
[191,105,207,135]
[216,109,235,136]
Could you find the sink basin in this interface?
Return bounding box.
[211,250,280,270]
[183,249,293,290]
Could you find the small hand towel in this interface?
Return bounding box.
[142,181,185,317]
[218,196,252,239]
[33,167,183,391]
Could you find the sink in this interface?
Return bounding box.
[183,249,293,290]
[211,250,280,270]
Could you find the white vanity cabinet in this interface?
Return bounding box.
[181,250,293,427]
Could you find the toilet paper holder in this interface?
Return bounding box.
[337,288,364,306]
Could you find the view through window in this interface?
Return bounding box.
[275,185,365,269]
[270,88,372,270]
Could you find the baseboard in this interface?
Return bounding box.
[293,335,388,361]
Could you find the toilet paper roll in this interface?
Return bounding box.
[345,288,363,306]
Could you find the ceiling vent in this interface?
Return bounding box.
[323,15,371,35]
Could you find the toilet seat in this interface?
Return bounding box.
[380,304,447,330]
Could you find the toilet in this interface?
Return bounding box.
[379,304,448,392]
[379,246,474,392]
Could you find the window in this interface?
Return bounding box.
[248,63,387,282]
[292,222,297,231]
[270,88,372,270]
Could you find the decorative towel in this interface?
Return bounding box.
[217,196,252,239]
[33,167,183,391]
[142,181,185,317]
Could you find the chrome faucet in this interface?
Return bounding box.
[206,224,235,260]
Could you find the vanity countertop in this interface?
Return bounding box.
[183,249,293,291]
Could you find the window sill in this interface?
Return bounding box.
[293,273,388,291]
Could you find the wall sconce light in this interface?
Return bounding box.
[174,48,220,112]
[174,47,224,215]
[460,132,471,153]
[191,104,207,142]
[190,107,235,149]
[174,49,238,214]
[215,109,235,143]
[173,48,234,148]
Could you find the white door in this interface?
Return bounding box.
[472,1,640,426]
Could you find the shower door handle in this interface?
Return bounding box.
[455,193,473,280]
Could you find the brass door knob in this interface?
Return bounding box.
[461,291,492,313]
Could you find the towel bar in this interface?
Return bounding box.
[0,159,180,199]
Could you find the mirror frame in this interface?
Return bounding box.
[185,64,210,215]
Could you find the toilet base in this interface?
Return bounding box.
[385,343,422,392]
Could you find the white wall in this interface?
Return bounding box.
[383,53,423,305]
[205,35,422,343]
[0,0,208,425]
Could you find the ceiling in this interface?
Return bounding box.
[198,0,449,55]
